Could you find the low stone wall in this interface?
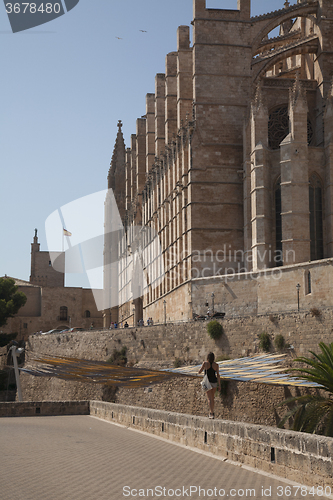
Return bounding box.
[90,401,333,490]
[0,400,90,417]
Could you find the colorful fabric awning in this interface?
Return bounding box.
[166,354,319,388]
[20,353,320,388]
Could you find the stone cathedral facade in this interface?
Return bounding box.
[104,0,333,327]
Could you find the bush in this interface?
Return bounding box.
[310,307,321,317]
[207,320,223,340]
[274,334,285,351]
[259,332,271,352]
[107,346,127,366]
[173,357,182,368]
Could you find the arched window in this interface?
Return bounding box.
[268,106,289,150]
[84,310,91,318]
[275,176,283,266]
[268,105,314,149]
[60,306,68,321]
[309,174,324,261]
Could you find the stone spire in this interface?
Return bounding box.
[107,120,127,220]
[30,228,40,284]
[108,120,126,190]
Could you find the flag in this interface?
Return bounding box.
[63,229,72,237]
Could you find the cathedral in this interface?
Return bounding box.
[104,0,333,327]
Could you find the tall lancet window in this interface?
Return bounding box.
[275,176,283,266]
[268,105,314,149]
[309,174,324,261]
[268,105,289,150]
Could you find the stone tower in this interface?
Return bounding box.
[30,229,65,287]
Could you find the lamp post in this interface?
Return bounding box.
[132,307,135,327]
[296,283,301,312]
[211,292,215,315]
[163,300,167,325]
[10,345,24,402]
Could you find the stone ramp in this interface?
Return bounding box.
[0,415,322,500]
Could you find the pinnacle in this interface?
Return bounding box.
[252,82,266,116]
[290,73,307,109]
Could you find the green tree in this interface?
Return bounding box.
[0,278,27,328]
[279,342,333,436]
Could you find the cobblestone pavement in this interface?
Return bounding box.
[0,416,325,500]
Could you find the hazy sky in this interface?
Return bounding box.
[1,0,286,287]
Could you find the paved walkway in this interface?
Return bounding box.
[0,416,321,500]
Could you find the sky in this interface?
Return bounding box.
[1,0,286,288]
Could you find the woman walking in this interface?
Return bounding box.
[199,352,221,419]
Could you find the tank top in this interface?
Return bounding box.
[206,362,217,383]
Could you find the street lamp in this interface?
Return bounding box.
[163,300,167,325]
[296,283,301,312]
[10,345,24,402]
[211,292,215,314]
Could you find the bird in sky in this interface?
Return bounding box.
[115,36,123,39]
[139,30,147,32]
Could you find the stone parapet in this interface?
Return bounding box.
[90,401,333,489]
[0,400,90,417]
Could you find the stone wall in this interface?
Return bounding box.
[18,310,332,426]
[0,400,89,417]
[143,258,333,322]
[24,307,333,362]
[90,401,333,489]
[191,258,333,318]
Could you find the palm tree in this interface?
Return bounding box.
[278,342,333,436]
